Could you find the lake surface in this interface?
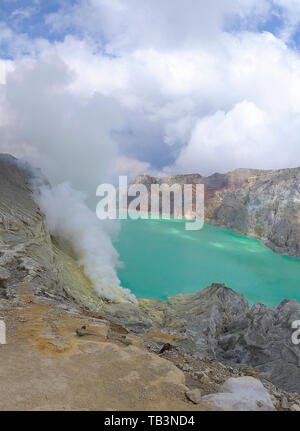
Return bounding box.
[115,218,300,306]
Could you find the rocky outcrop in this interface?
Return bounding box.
[129,169,265,219]
[0,154,104,310]
[0,153,60,299]
[130,167,300,257]
[100,284,300,394]
[212,168,300,257]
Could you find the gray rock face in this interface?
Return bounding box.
[128,169,261,220]
[139,284,300,394]
[0,154,100,307]
[131,167,300,257]
[217,297,300,394]
[0,154,60,298]
[212,168,300,257]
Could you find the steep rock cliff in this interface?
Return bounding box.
[212,168,300,257]
[0,154,100,308]
[130,167,300,257]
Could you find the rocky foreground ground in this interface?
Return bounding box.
[1,286,205,411]
[1,284,299,411]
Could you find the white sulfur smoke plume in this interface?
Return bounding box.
[36,182,136,304]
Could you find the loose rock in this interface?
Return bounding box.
[185,389,202,404]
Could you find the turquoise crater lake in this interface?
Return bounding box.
[115,218,300,306]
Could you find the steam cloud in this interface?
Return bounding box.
[36,182,136,303]
[0,56,136,304]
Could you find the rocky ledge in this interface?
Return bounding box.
[97,283,300,395]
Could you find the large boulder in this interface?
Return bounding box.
[203,377,275,411]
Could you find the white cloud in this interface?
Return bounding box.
[174,101,274,174]
[0,59,14,83]
[272,0,300,41]
[1,0,300,181]
[0,55,121,198]
[46,0,271,53]
[11,6,36,21]
[114,155,150,179]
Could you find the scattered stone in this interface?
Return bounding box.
[273,390,282,399]
[159,343,173,354]
[197,372,211,385]
[76,325,133,346]
[281,396,290,410]
[242,368,260,377]
[218,362,227,369]
[291,404,300,411]
[76,326,102,338]
[270,395,280,409]
[107,329,133,346]
[185,388,202,404]
[213,376,223,384]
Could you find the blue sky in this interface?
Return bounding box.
[0,0,297,47]
[0,0,61,38]
[0,1,300,192]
